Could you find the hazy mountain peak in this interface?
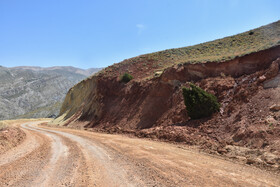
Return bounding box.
[0,66,102,120]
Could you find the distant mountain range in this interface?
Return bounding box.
[0,66,102,120]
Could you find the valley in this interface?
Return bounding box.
[0,66,102,120]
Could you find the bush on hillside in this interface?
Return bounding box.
[120,73,133,83]
[182,83,220,119]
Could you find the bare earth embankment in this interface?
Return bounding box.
[54,21,280,172]
[0,120,279,186]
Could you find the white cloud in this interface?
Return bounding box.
[136,24,146,35]
[229,0,239,8]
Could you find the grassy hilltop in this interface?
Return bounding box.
[101,20,280,79]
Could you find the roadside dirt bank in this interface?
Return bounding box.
[52,58,280,173]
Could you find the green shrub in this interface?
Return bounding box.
[120,73,133,83]
[182,83,220,119]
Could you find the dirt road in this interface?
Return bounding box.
[0,121,279,187]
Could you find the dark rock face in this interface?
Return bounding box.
[0,66,102,120]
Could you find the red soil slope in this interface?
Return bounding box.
[53,22,280,171]
[58,46,280,129]
[54,47,280,171]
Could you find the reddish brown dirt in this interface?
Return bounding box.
[0,127,26,155]
[59,57,280,172]
[2,121,280,186]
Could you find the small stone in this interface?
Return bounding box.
[154,71,163,77]
[235,156,247,162]
[217,147,227,154]
[270,104,280,112]
[246,157,263,165]
[246,158,255,165]
[272,111,280,120]
[258,75,266,82]
[262,152,279,165]
[265,116,277,124]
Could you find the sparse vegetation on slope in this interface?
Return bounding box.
[120,73,133,83]
[101,20,280,79]
[57,21,280,171]
[182,84,220,119]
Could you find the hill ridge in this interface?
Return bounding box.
[0,66,102,120]
[97,20,280,80]
[53,21,280,171]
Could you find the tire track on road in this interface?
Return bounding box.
[27,124,139,187]
[1,121,280,187]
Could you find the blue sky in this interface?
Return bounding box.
[0,0,279,69]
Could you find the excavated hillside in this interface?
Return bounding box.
[53,20,280,171]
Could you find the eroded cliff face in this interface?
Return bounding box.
[55,45,280,130]
[53,45,280,171]
[161,45,280,81]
